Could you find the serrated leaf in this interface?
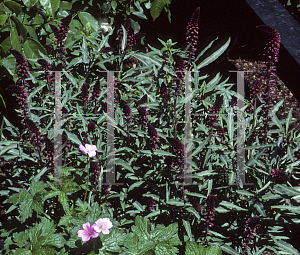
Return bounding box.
[220,244,240,255]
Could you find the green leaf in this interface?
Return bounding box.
[274,239,300,254]
[219,201,247,211]
[22,0,39,7]
[150,0,166,21]
[220,244,240,255]
[182,219,193,241]
[39,0,60,17]
[5,1,22,16]
[285,108,293,135]
[270,111,284,133]
[24,38,47,59]
[78,12,99,32]
[185,241,206,255]
[206,245,222,255]
[11,16,28,41]
[131,215,151,240]
[0,14,8,26]
[115,158,134,173]
[121,24,127,51]
[10,26,22,53]
[197,37,230,69]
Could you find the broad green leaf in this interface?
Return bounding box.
[22,0,39,7]
[206,245,222,255]
[11,16,27,41]
[10,26,22,53]
[5,1,22,16]
[285,108,293,135]
[24,38,47,59]
[150,0,166,21]
[0,14,8,26]
[78,12,99,32]
[274,239,300,254]
[39,0,60,17]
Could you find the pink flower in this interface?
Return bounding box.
[79,144,97,157]
[94,218,113,234]
[77,222,99,242]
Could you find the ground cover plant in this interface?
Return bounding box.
[1,0,300,254]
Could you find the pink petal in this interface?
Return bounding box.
[79,145,87,154]
[88,151,97,157]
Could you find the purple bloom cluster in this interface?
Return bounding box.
[37,59,55,95]
[172,54,187,95]
[122,104,133,126]
[138,106,148,127]
[242,217,264,253]
[207,95,223,127]
[270,168,290,182]
[148,126,159,150]
[164,156,175,169]
[100,101,107,113]
[49,15,72,59]
[62,131,71,155]
[118,18,145,51]
[167,137,185,172]
[80,83,90,101]
[193,202,202,214]
[186,7,200,59]
[91,80,101,101]
[5,85,30,122]
[44,137,54,166]
[87,121,96,133]
[256,25,281,64]
[203,194,218,233]
[145,197,155,211]
[10,50,29,87]
[24,118,44,151]
[160,83,171,102]
[62,107,71,123]
[250,80,262,98]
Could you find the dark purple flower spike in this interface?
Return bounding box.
[186,7,200,59]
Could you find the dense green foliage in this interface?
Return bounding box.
[1,0,300,254]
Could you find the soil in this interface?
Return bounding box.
[227,57,300,131]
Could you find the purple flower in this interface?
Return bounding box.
[122,104,133,125]
[242,217,264,253]
[94,218,113,234]
[5,85,29,119]
[87,122,96,133]
[100,101,107,113]
[79,144,97,157]
[145,197,156,211]
[24,118,44,150]
[44,137,54,166]
[49,15,72,59]
[250,80,262,97]
[256,25,280,63]
[186,7,200,59]
[164,156,175,169]
[80,83,90,101]
[207,95,223,127]
[10,50,29,85]
[193,202,202,214]
[148,126,159,150]
[270,168,289,182]
[203,194,218,233]
[160,83,171,102]
[92,80,101,100]
[138,106,148,127]
[77,222,99,242]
